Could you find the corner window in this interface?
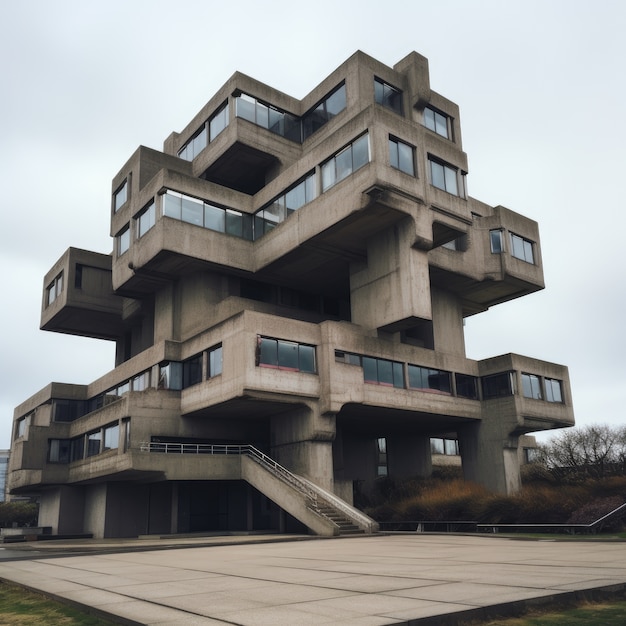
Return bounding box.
[321,133,370,191]
[408,365,451,395]
[545,378,563,403]
[429,157,462,196]
[117,226,130,256]
[114,180,128,212]
[490,230,504,254]
[424,107,450,139]
[257,337,316,373]
[302,83,346,140]
[389,137,415,176]
[158,361,182,390]
[45,272,64,307]
[455,373,478,399]
[136,201,155,238]
[481,371,515,399]
[510,233,535,264]
[522,373,542,399]
[374,78,402,114]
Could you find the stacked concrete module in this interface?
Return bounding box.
[8,51,573,538]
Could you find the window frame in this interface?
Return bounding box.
[510,232,535,264]
[114,179,128,212]
[256,337,316,374]
[424,107,450,139]
[388,136,415,176]
[374,77,403,115]
[429,156,463,196]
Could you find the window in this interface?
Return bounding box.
[159,361,183,390]
[376,437,388,476]
[178,126,207,161]
[45,272,64,307]
[114,180,128,212]
[510,233,535,264]
[132,370,150,391]
[48,439,70,463]
[481,371,515,399]
[117,226,130,256]
[321,133,370,191]
[236,93,300,141]
[70,436,84,462]
[522,373,542,400]
[209,101,229,141]
[87,430,102,457]
[208,344,223,377]
[455,373,478,399]
[429,157,463,196]
[545,378,563,403]
[253,173,316,237]
[408,365,451,394]
[374,78,402,114]
[162,190,253,240]
[52,398,86,422]
[430,438,444,455]
[136,201,155,238]
[302,83,346,140]
[178,102,229,161]
[524,447,540,463]
[490,230,504,254]
[389,137,415,175]
[15,414,31,439]
[424,107,450,138]
[362,357,404,388]
[183,354,203,388]
[103,423,119,451]
[257,337,316,373]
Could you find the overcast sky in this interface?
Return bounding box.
[1,0,624,449]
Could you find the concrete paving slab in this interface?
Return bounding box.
[0,534,625,625]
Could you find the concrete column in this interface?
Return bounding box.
[270,404,335,491]
[350,219,432,332]
[38,486,85,535]
[458,422,521,494]
[387,435,432,478]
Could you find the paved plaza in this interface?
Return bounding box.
[0,534,625,625]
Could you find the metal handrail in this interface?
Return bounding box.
[138,442,319,506]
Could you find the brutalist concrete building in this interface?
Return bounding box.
[8,51,574,538]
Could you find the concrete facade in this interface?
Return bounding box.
[8,51,573,538]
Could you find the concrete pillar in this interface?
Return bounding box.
[458,422,521,494]
[270,404,335,491]
[38,486,85,535]
[387,435,432,478]
[350,219,432,332]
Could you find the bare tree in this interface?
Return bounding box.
[539,424,626,479]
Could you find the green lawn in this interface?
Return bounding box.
[0,582,117,625]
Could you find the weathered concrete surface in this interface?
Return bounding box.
[1,534,625,625]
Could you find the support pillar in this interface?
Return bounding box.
[458,422,521,494]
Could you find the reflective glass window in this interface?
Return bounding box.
[182,196,203,226]
[163,191,182,219]
[424,107,450,138]
[209,102,229,140]
[510,233,535,264]
[522,373,542,400]
[389,137,415,175]
[137,201,156,238]
[87,430,102,457]
[545,378,563,403]
[114,180,128,212]
[374,78,403,114]
[408,365,451,394]
[103,424,119,451]
[209,345,223,377]
[490,230,504,253]
[204,203,225,232]
[183,355,203,388]
[456,373,478,399]
[481,372,514,398]
[117,227,130,255]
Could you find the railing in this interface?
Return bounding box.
[138,441,319,508]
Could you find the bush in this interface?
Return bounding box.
[567,496,625,530]
[0,502,39,528]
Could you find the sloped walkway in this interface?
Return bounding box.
[1,534,626,625]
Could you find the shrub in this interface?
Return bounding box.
[567,496,625,531]
[0,502,39,528]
